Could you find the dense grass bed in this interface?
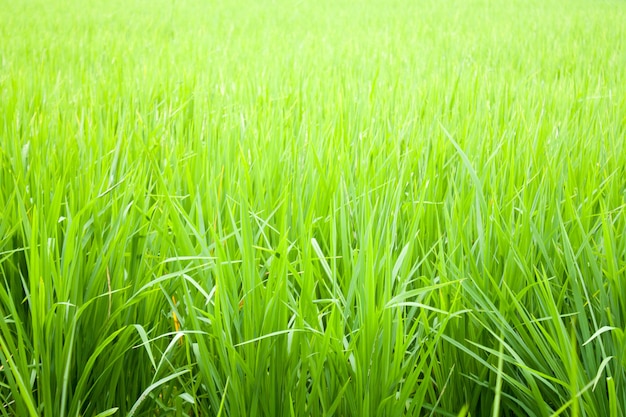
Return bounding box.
[1,0,626,415]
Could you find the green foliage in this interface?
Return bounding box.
[1,0,625,415]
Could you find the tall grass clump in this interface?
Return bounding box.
[1,0,625,415]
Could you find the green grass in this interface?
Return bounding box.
[1,0,625,415]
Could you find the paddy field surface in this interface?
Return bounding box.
[1,0,625,415]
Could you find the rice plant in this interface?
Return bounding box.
[1,0,625,415]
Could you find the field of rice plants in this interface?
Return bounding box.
[1,0,625,415]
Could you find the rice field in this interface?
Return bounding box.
[1,0,626,415]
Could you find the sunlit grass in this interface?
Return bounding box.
[1,0,625,415]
